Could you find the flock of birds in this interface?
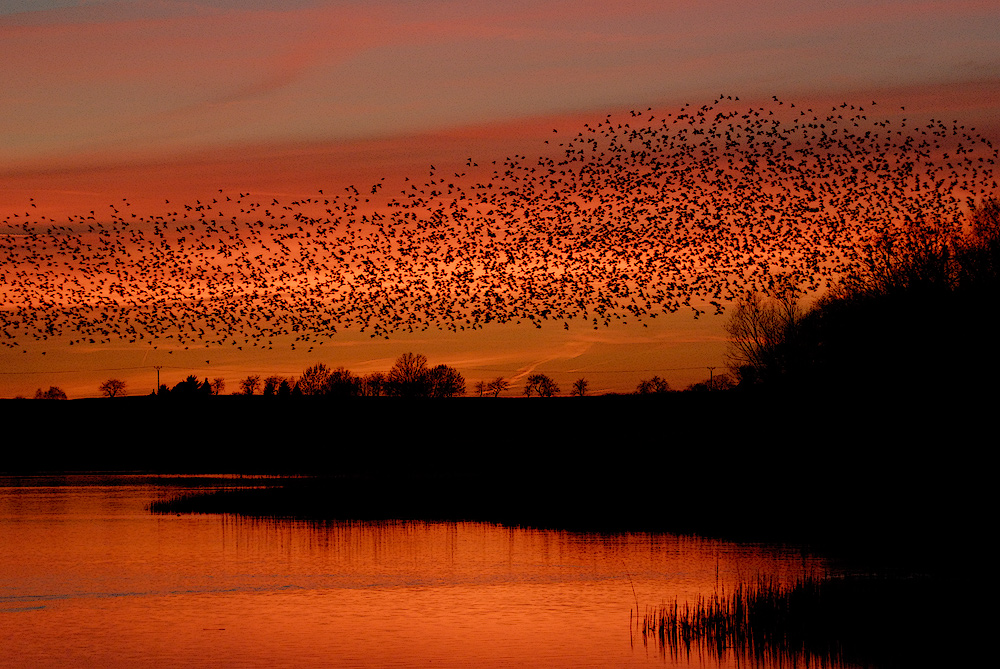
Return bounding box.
[2,96,997,352]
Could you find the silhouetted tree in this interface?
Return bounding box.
[326,367,360,397]
[487,376,509,397]
[474,380,486,397]
[427,364,466,397]
[955,194,1000,292]
[277,379,293,398]
[210,378,226,395]
[723,195,1000,392]
[387,352,430,397]
[239,374,261,396]
[172,375,206,395]
[708,373,736,391]
[538,376,559,397]
[360,372,387,397]
[571,378,589,396]
[297,363,331,396]
[524,373,559,397]
[34,386,67,400]
[262,375,285,397]
[685,373,736,392]
[723,288,803,387]
[99,378,126,398]
[636,376,671,394]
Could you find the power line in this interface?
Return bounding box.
[464,365,718,374]
[0,364,188,376]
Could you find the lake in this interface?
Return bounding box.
[0,474,921,667]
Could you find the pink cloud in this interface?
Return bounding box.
[4,0,998,174]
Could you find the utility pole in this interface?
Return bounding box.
[707,366,716,389]
[153,365,162,394]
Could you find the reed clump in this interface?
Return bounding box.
[638,574,941,668]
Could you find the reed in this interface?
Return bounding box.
[636,574,941,668]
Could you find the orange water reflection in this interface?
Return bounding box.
[1,479,828,668]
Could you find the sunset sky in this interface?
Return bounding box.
[2,0,999,398]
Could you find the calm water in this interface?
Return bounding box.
[1,476,831,668]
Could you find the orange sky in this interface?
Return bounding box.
[2,1,999,398]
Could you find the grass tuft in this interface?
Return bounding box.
[636,574,944,668]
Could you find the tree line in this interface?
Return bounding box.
[724,195,999,393]
[145,353,470,399]
[26,354,735,399]
[75,359,735,399]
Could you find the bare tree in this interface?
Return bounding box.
[487,376,509,397]
[239,374,261,396]
[636,376,671,394]
[210,378,226,396]
[474,380,486,397]
[297,363,331,396]
[724,289,802,385]
[360,372,387,397]
[525,373,559,397]
[708,373,736,391]
[99,378,127,398]
[571,378,589,396]
[427,364,466,397]
[387,352,430,397]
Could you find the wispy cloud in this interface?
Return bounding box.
[4,0,998,170]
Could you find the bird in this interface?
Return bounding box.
[1,96,995,352]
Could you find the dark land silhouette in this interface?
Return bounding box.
[726,195,1000,395]
[3,387,985,575]
[3,366,982,669]
[7,196,996,582]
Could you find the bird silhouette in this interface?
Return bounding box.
[1,97,996,351]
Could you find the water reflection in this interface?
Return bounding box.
[2,479,840,668]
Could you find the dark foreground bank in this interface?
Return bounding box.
[638,573,951,669]
[5,390,987,572]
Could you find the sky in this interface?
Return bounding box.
[2,0,999,398]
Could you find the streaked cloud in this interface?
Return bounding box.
[4,0,997,171]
